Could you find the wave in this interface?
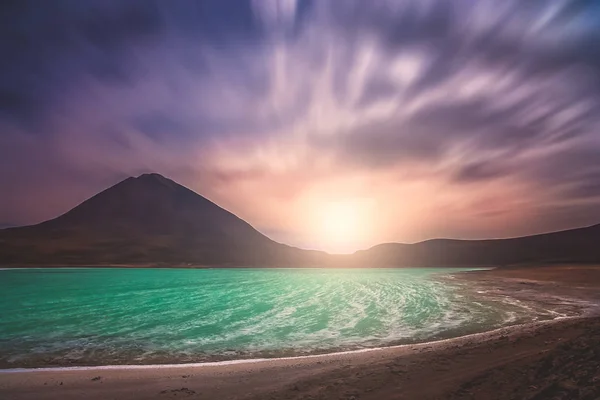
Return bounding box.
[0,267,589,368]
[0,316,580,373]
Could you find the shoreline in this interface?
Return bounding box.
[2,265,598,371]
[3,265,590,370]
[2,264,600,399]
[0,315,580,374]
[1,315,599,399]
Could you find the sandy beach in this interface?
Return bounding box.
[1,265,600,400]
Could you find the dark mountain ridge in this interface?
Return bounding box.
[349,224,600,267]
[0,173,324,266]
[1,173,599,267]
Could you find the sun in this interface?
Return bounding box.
[314,199,373,253]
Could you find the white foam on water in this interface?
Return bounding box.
[0,317,580,374]
[3,267,592,371]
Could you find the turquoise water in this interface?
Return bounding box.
[0,268,552,368]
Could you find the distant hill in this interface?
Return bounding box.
[0,173,324,266]
[1,173,599,267]
[347,224,600,267]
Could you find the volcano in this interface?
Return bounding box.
[0,173,324,266]
[2,173,600,267]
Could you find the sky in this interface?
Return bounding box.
[2,0,600,253]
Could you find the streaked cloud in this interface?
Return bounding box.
[1,0,600,251]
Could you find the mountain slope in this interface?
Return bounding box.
[1,173,599,267]
[0,173,324,266]
[350,224,600,267]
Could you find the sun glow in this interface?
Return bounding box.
[313,199,375,254]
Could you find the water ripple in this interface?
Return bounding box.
[0,267,552,367]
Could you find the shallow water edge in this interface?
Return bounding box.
[0,268,482,367]
[0,315,586,373]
